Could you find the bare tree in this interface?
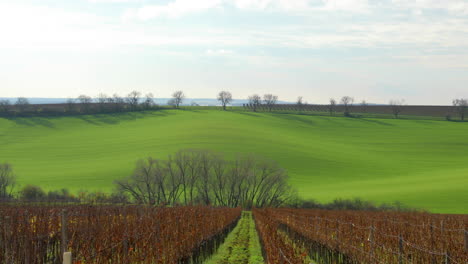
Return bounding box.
[113,93,125,112]
[248,94,261,112]
[0,99,11,115]
[96,93,108,113]
[171,91,185,109]
[115,149,295,208]
[142,93,155,110]
[328,98,336,116]
[15,97,30,113]
[297,96,304,112]
[389,99,405,118]
[217,91,233,111]
[340,96,354,116]
[453,98,468,121]
[0,163,16,199]
[360,100,368,113]
[77,95,92,113]
[263,94,278,112]
[115,158,164,205]
[127,90,141,110]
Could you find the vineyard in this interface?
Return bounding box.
[1,205,467,264]
[0,205,241,264]
[252,208,468,264]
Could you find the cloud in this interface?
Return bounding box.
[123,0,223,20]
[320,0,370,13]
[88,0,142,3]
[122,0,369,21]
[391,0,468,15]
[206,49,234,55]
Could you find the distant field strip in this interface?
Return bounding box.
[0,109,467,213]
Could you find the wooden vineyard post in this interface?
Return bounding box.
[24,212,30,264]
[336,221,340,251]
[63,252,72,264]
[315,217,319,238]
[0,216,3,262]
[369,225,375,260]
[398,235,404,264]
[464,230,468,252]
[445,251,451,264]
[3,216,9,263]
[430,224,436,264]
[61,210,68,257]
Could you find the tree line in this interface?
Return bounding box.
[0,150,294,208]
[0,157,409,211]
[1,91,466,120]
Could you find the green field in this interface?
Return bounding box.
[0,109,467,213]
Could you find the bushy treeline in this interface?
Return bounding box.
[0,150,295,208]
[290,197,413,212]
[1,153,413,211]
[0,91,159,117]
[115,149,294,208]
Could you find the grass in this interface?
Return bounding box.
[0,109,467,213]
[205,211,264,264]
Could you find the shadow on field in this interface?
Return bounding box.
[8,117,56,128]
[76,110,174,126]
[270,113,317,126]
[353,117,394,126]
[234,111,262,118]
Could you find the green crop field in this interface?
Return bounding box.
[0,109,467,213]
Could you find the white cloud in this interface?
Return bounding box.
[391,0,468,15]
[231,0,309,10]
[124,0,223,20]
[206,49,234,55]
[88,0,142,3]
[320,0,370,13]
[122,0,369,21]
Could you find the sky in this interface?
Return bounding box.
[0,0,467,104]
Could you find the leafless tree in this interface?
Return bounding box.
[217,91,233,110]
[77,95,92,113]
[340,96,354,116]
[360,100,368,113]
[171,91,185,109]
[297,96,304,111]
[15,97,30,113]
[127,90,141,110]
[0,163,16,199]
[328,98,336,116]
[142,93,155,110]
[113,93,125,112]
[115,149,294,208]
[453,98,468,120]
[248,94,261,112]
[0,99,10,114]
[389,99,405,118]
[115,158,164,205]
[263,94,278,112]
[96,93,109,113]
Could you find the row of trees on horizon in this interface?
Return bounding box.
[0,158,409,211]
[0,150,294,208]
[0,90,467,120]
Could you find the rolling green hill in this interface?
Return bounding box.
[0,109,467,213]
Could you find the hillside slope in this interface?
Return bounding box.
[0,110,466,213]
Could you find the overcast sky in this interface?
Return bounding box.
[1,0,467,104]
